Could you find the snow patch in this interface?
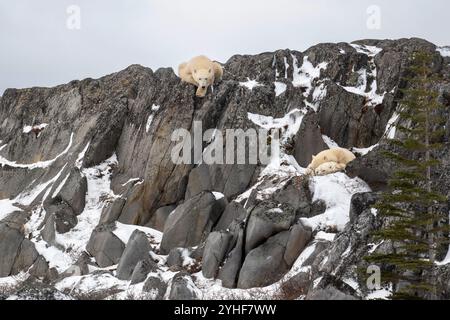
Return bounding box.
[384,112,399,139]
[292,55,328,96]
[302,172,371,231]
[322,135,340,149]
[352,144,378,156]
[23,123,48,135]
[437,47,450,58]
[239,78,261,90]
[113,221,163,246]
[0,133,74,169]
[274,81,287,96]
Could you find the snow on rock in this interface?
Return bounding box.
[315,231,336,242]
[384,112,400,139]
[366,285,392,300]
[302,172,371,231]
[15,164,67,206]
[145,104,160,133]
[247,108,305,141]
[0,133,74,169]
[352,144,378,156]
[75,141,90,169]
[23,123,48,135]
[113,221,163,246]
[25,154,119,272]
[212,191,225,200]
[322,135,340,149]
[0,199,21,220]
[292,55,328,96]
[274,81,287,96]
[239,78,262,90]
[437,47,450,58]
[350,44,383,57]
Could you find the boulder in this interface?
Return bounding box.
[116,230,152,280]
[214,201,247,231]
[86,224,125,268]
[293,111,328,167]
[202,231,233,278]
[160,191,226,254]
[146,205,176,231]
[218,227,245,288]
[143,275,168,299]
[53,168,87,215]
[168,272,201,300]
[238,231,291,289]
[0,223,24,277]
[130,258,158,284]
[245,201,296,254]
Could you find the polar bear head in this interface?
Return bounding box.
[314,161,346,176]
[193,68,213,95]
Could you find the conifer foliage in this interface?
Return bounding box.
[365,50,448,299]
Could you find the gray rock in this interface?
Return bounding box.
[184,165,212,200]
[86,224,125,268]
[238,231,291,289]
[143,275,167,299]
[294,111,328,167]
[44,197,78,234]
[160,191,226,254]
[40,214,57,247]
[284,222,312,266]
[214,201,247,232]
[349,192,380,223]
[245,201,296,254]
[168,272,200,300]
[202,231,233,279]
[146,205,176,231]
[218,227,245,288]
[116,230,152,280]
[99,197,126,224]
[166,248,184,268]
[130,258,158,284]
[54,168,87,215]
[0,223,24,277]
[11,238,39,275]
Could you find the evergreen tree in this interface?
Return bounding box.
[365,50,448,299]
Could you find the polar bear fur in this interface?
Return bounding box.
[306,147,356,175]
[178,55,223,97]
[314,161,347,176]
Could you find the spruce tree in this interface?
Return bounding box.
[365,50,448,299]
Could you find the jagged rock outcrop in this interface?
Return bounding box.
[1,37,449,300]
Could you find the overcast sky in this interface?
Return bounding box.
[0,0,449,94]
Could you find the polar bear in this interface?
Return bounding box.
[314,161,346,176]
[178,55,223,97]
[305,147,356,175]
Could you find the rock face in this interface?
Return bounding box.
[86,224,125,268]
[159,191,226,254]
[116,230,152,280]
[1,37,449,299]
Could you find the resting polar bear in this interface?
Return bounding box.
[314,161,346,176]
[178,55,223,97]
[306,147,356,175]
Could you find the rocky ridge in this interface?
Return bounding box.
[0,38,449,300]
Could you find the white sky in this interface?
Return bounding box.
[0,0,449,94]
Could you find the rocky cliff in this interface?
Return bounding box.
[0,38,449,300]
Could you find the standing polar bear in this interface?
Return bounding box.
[306,147,356,176]
[178,55,223,97]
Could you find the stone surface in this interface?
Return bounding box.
[130,258,158,284]
[160,191,226,254]
[202,231,233,279]
[116,230,152,280]
[86,224,125,268]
